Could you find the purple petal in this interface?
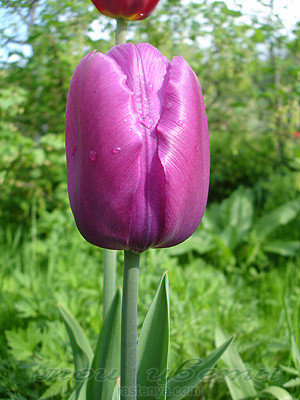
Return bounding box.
[155,56,210,248]
[66,50,143,249]
[107,43,170,252]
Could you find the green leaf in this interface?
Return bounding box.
[40,381,67,399]
[167,336,234,400]
[112,378,120,400]
[260,386,293,400]
[280,365,300,376]
[291,336,300,370]
[58,303,93,372]
[87,288,122,400]
[137,272,170,400]
[5,322,42,362]
[221,5,242,17]
[252,29,265,43]
[253,200,300,241]
[263,240,300,256]
[215,327,257,400]
[69,382,87,400]
[166,232,216,256]
[222,188,253,249]
[283,377,300,388]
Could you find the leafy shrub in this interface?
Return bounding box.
[167,187,300,272]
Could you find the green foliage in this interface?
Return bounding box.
[58,305,93,372]
[0,0,299,229]
[59,304,93,399]
[280,337,300,391]
[0,0,299,399]
[167,336,234,400]
[0,124,67,228]
[62,272,233,400]
[167,188,300,273]
[215,328,257,399]
[215,328,294,400]
[0,359,41,399]
[137,273,170,400]
[87,289,121,400]
[0,224,298,399]
[5,322,42,362]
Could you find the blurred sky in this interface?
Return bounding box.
[0,0,299,63]
[224,0,299,29]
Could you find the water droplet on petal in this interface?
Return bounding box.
[71,145,77,156]
[124,118,127,122]
[177,120,183,127]
[112,147,122,155]
[140,114,154,129]
[119,184,124,190]
[194,144,199,152]
[147,83,154,93]
[89,150,97,162]
[140,13,144,16]
[129,128,132,133]
[166,102,172,110]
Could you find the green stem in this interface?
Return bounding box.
[121,251,140,400]
[116,18,128,45]
[103,249,117,318]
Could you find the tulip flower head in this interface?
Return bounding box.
[65,43,210,253]
[91,0,160,20]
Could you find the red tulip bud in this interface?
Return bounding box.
[91,0,160,20]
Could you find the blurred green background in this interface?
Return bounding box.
[0,0,299,399]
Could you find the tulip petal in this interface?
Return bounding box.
[155,56,210,248]
[107,43,170,119]
[137,0,160,20]
[107,43,170,252]
[66,44,210,252]
[66,51,143,249]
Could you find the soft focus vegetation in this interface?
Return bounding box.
[0,0,299,399]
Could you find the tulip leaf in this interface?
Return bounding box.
[58,303,93,372]
[137,272,170,400]
[167,335,234,400]
[69,382,87,400]
[87,288,122,400]
[112,377,120,400]
[260,386,293,400]
[59,304,93,400]
[215,327,257,400]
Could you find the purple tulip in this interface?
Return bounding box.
[65,43,210,253]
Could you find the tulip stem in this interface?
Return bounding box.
[103,249,117,318]
[116,18,128,45]
[121,250,140,400]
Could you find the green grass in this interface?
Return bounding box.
[0,211,299,399]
